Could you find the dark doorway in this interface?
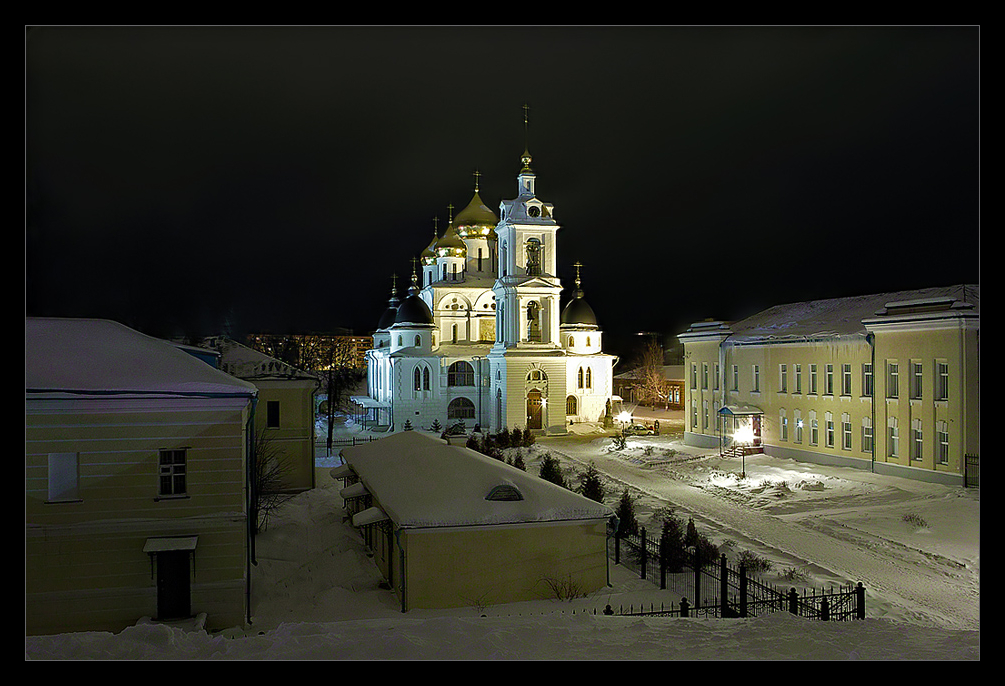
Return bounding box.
[156,550,192,620]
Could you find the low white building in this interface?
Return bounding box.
[336,431,614,611]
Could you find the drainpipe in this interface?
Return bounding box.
[867,333,876,474]
[247,395,258,626]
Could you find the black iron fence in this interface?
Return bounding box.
[965,453,979,489]
[609,526,865,621]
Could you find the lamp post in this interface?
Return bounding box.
[733,421,754,479]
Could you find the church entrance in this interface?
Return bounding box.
[526,390,543,430]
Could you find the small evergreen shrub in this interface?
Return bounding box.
[737,550,772,575]
[902,513,928,529]
[539,453,566,488]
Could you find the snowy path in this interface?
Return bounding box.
[537,434,980,632]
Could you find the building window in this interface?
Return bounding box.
[887,361,899,399]
[448,361,475,386]
[825,412,835,448]
[566,395,578,415]
[414,334,422,347]
[794,410,803,444]
[414,366,430,393]
[888,418,899,458]
[525,238,542,276]
[842,364,852,397]
[825,364,834,396]
[862,363,874,397]
[780,410,788,441]
[809,364,818,395]
[266,400,280,428]
[586,367,593,390]
[935,361,949,401]
[447,397,476,419]
[810,414,819,446]
[732,365,739,392]
[702,363,708,390]
[714,363,720,391]
[779,364,787,393]
[691,364,697,390]
[578,367,584,389]
[937,421,949,465]
[752,365,760,393]
[911,419,923,460]
[842,413,852,450]
[910,361,923,400]
[159,449,187,497]
[862,418,873,454]
[48,452,80,502]
[794,364,802,394]
[691,400,698,429]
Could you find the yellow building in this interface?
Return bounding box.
[26,318,259,635]
[200,336,318,492]
[336,431,613,611]
[678,286,979,486]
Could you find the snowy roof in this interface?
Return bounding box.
[722,285,979,344]
[339,431,613,529]
[199,336,316,381]
[26,318,258,398]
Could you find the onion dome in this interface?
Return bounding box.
[454,188,499,240]
[393,278,435,327]
[561,263,598,327]
[377,278,401,331]
[434,222,467,258]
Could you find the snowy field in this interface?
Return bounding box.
[26,415,980,660]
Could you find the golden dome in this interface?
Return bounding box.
[454,191,499,240]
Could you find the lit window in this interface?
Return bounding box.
[447,397,476,419]
[448,361,475,386]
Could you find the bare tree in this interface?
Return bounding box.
[253,429,294,534]
[630,338,672,409]
[308,336,365,456]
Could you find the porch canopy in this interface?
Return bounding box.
[350,395,391,428]
[718,403,764,452]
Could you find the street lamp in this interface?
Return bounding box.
[733,421,754,478]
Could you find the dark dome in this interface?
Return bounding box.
[561,288,598,327]
[393,289,434,326]
[377,292,400,331]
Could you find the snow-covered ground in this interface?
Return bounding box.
[25,413,980,660]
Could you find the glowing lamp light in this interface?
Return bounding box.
[733,423,755,445]
[617,411,632,425]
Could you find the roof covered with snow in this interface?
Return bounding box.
[199,336,316,381]
[691,285,979,344]
[339,431,613,529]
[26,318,258,398]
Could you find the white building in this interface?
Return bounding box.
[356,147,616,434]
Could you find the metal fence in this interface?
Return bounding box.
[610,526,865,621]
[965,453,979,488]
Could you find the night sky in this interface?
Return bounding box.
[25,26,980,360]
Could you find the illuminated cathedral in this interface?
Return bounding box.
[356,144,616,434]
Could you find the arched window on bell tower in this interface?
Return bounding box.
[526,238,542,276]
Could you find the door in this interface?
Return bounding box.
[526,390,543,430]
[156,550,192,620]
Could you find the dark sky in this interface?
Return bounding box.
[25,26,980,360]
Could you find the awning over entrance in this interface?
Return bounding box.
[352,506,389,528]
[143,536,199,554]
[718,403,763,417]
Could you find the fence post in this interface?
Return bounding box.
[788,588,798,615]
[615,531,620,565]
[720,554,728,617]
[740,563,748,618]
[680,598,689,618]
[639,527,647,580]
[856,582,866,620]
[693,547,701,609]
[660,533,667,590]
[821,596,829,621]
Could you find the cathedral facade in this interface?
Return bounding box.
[358,147,616,435]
